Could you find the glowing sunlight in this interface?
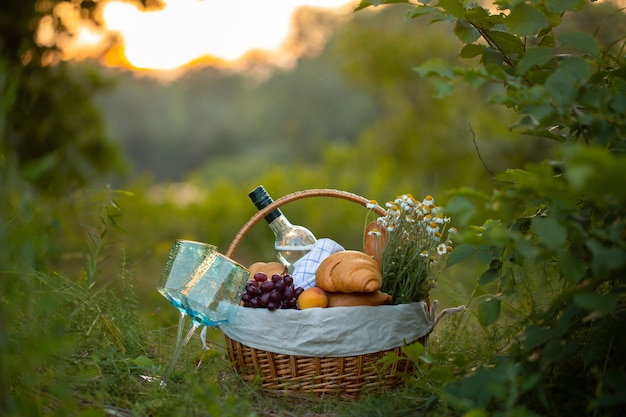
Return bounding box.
[63,0,354,72]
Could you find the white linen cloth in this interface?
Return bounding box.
[291,238,344,289]
[218,301,434,357]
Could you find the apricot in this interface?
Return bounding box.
[297,287,328,309]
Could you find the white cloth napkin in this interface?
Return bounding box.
[291,238,344,289]
[219,301,433,357]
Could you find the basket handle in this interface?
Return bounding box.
[225,189,387,259]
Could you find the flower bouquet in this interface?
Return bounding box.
[367,194,456,304]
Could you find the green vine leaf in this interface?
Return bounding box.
[454,19,481,43]
[446,243,478,267]
[531,216,567,251]
[477,297,501,326]
[560,56,591,82]
[545,69,578,107]
[485,30,525,55]
[515,46,554,76]
[407,5,437,19]
[545,0,587,13]
[354,0,409,12]
[573,292,618,315]
[478,268,500,285]
[558,31,600,59]
[460,43,486,59]
[506,3,550,36]
[414,58,455,79]
[437,0,466,19]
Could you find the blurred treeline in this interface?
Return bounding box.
[99,6,549,185]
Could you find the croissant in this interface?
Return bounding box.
[315,250,382,293]
[326,290,391,307]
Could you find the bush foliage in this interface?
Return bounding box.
[356,0,625,415]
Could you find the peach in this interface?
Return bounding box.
[297,287,328,309]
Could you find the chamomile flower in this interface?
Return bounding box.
[437,243,447,255]
[366,200,379,209]
[368,227,382,237]
[427,222,440,235]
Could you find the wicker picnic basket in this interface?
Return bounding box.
[221,189,432,399]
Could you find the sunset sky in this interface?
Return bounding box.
[51,0,357,72]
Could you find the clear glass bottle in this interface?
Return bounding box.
[248,185,317,270]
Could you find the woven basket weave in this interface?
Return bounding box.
[222,189,426,399]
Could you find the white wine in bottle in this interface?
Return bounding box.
[248,185,317,270]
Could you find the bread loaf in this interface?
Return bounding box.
[326,290,391,307]
[315,250,382,293]
[248,261,285,280]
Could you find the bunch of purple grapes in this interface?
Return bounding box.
[241,272,304,311]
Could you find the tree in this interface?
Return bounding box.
[0,1,132,193]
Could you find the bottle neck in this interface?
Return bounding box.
[267,214,293,235]
[249,185,282,224]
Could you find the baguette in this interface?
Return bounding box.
[326,290,391,307]
[363,221,387,264]
[315,250,382,293]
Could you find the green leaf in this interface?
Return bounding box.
[485,30,525,55]
[461,43,486,59]
[558,249,586,283]
[354,0,410,11]
[611,94,626,114]
[407,5,437,18]
[545,0,586,13]
[522,324,552,351]
[483,48,504,70]
[560,56,590,82]
[446,243,478,267]
[437,0,466,18]
[545,69,578,107]
[460,68,489,89]
[401,341,425,361]
[427,365,455,382]
[132,355,154,368]
[559,31,600,59]
[531,216,567,251]
[515,46,554,76]
[430,78,455,98]
[573,292,618,315]
[506,4,550,36]
[475,244,502,264]
[414,58,455,79]
[454,19,481,43]
[586,239,626,275]
[465,4,492,28]
[478,268,500,285]
[464,409,489,417]
[477,297,501,326]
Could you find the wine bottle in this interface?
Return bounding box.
[248,185,317,270]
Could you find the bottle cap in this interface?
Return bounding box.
[249,185,282,223]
